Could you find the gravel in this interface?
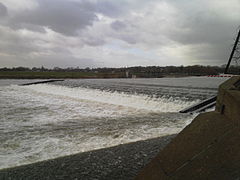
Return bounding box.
[0,134,176,180]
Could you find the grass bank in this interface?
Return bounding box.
[0,71,126,79]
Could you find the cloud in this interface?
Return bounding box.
[103,0,240,65]
[0,2,7,17]
[0,25,97,67]
[111,20,126,31]
[9,0,98,36]
[0,0,239,68]
[164,0,240,64]
[3,0,128,36]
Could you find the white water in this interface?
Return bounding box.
[22,84,198,113]
[0,78,221,169]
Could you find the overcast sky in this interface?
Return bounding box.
[0,0,239,68]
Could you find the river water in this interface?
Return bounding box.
[0,77,228,169]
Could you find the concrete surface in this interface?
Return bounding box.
[136,76,240,180]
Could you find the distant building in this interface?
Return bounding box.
[125,71,129,78]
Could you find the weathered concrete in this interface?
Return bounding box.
[136,76,240,180]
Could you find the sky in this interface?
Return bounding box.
[0,0,239,68]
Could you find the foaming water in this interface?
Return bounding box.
[0,77,222,169]
[22,84,197,113]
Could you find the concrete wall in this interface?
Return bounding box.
[136,76,240,180]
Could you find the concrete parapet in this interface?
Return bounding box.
[216,76,240,111]
[216,76,240,124]
[136,76,240,180]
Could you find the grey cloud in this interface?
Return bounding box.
[0,0,239,68]
[83,37,105,46]
[0,3,7,17]
[0,53,96,68]
[111,20,126,31]
[96,1,124,17]
[186,43,232,65]
[11,0,98,36]
[106,0,239,64]
[0,27,37,55]
[118,34,137,44]
[7,0,128,36]
[162,1,240,64]
[0,24,97,68]
[167,15,237,45]
[32,55,96,68]
[10,23,46,33]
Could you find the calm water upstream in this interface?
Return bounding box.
[0,77,228,169]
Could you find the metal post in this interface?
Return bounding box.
[224,29,240,74]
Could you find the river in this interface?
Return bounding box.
[0,77,228,169]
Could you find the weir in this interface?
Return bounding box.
[19,79,64,86]
[136,76,240,179]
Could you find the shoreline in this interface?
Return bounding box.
[0,76,189,79]
[0,71,202,79]
[0,75,201,80]
[0,134,175,180]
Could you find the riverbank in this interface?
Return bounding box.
[0,71,125,79]
[0,71,195,79]
[0,134,175,180]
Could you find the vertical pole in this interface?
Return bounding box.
[224,29,240,74]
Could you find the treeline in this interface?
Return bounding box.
[0,65,240,78]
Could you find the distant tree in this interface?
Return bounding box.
[14,67,30,71]
[0,67,10,71]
